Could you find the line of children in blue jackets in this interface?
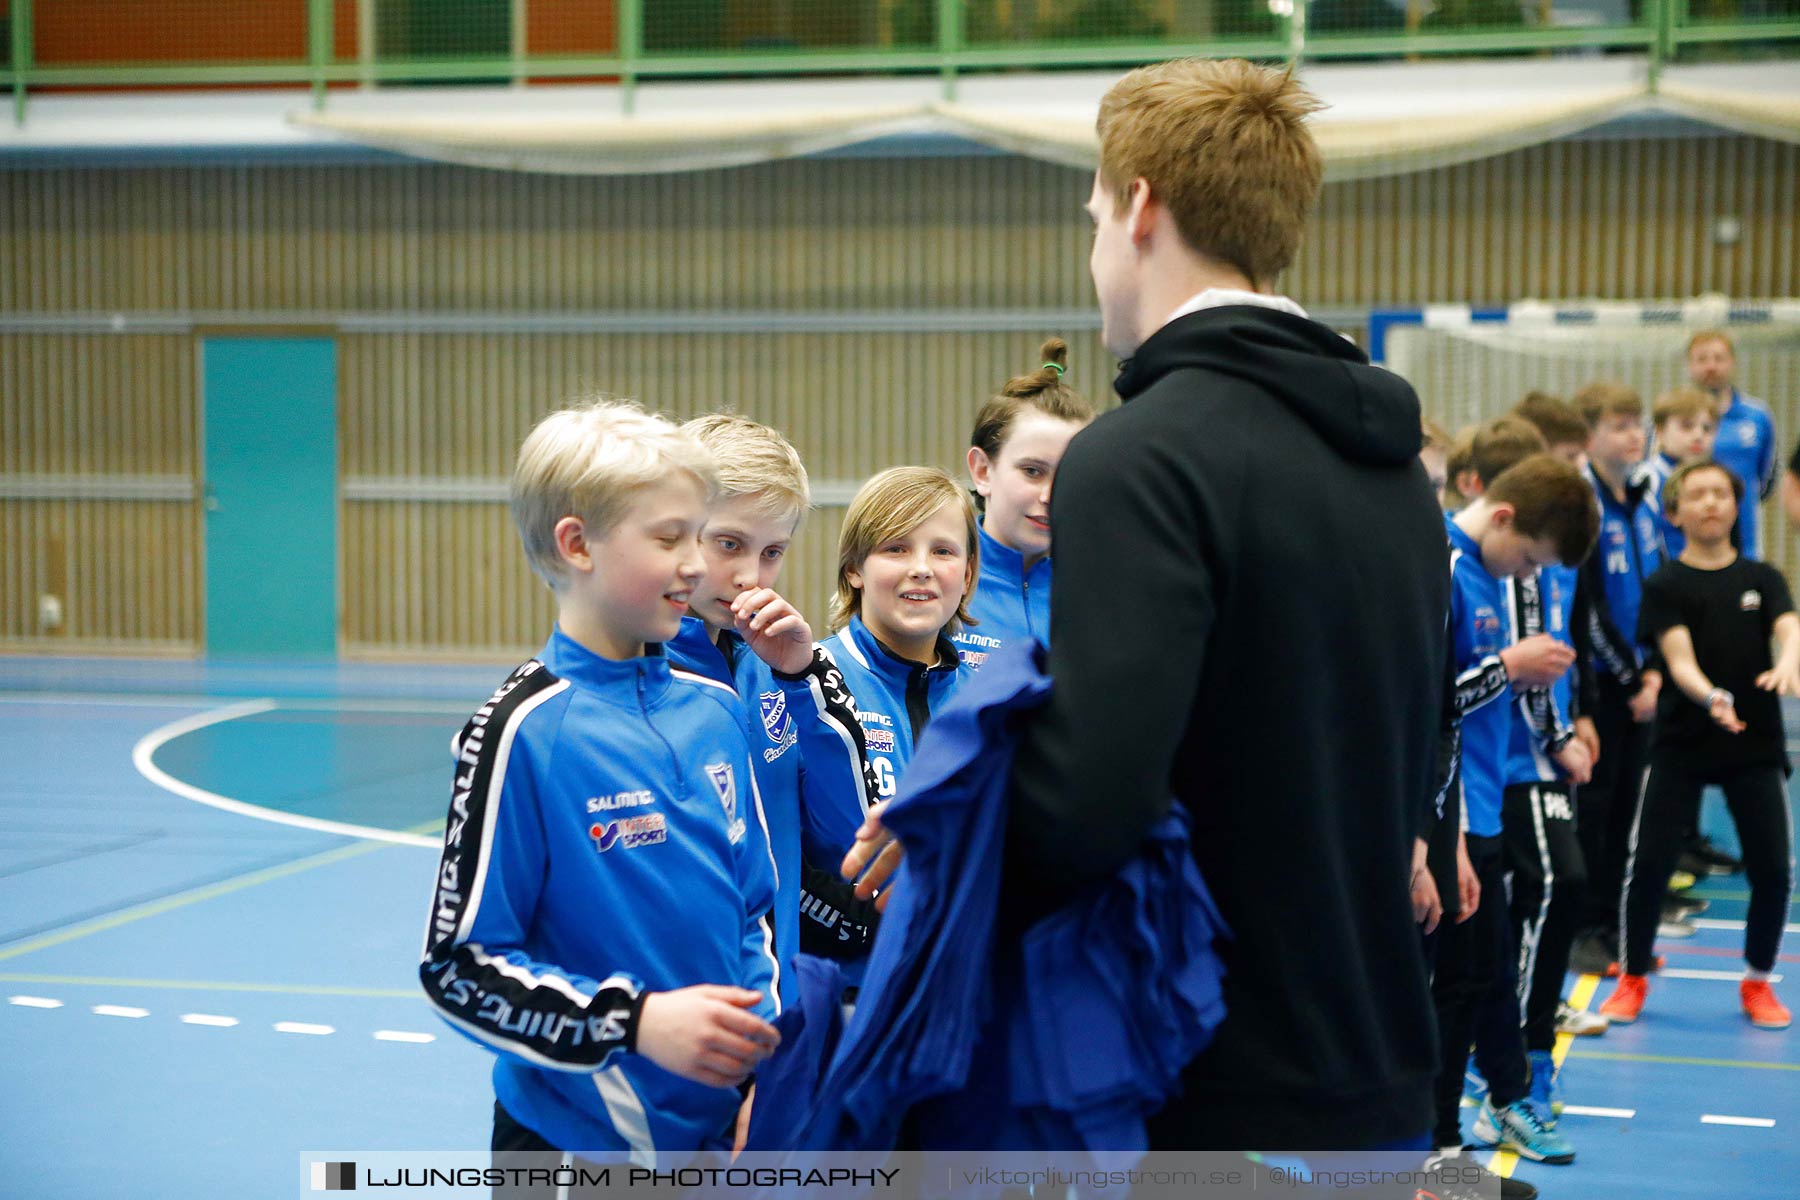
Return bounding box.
[420,342,1093,1168]
[1426,377,1793,1199]
[418,343,1789,1179]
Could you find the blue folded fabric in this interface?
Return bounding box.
[743,954,849,1153]
[755,642,1230,1156]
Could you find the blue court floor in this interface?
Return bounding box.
[2,656,1797,1198]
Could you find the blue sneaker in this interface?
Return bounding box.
[1527,1049,1563,1122]
[1473,1097,1576,1164]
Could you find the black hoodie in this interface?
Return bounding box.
[1004,304,1450,1150]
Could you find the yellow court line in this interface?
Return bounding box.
[0,838,394,964]
[0,972,418,998]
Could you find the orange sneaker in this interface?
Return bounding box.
[1600,973,1649,1023]
[1604,954,1665,978]
[1741,980,1792,1029]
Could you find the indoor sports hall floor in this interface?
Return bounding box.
[2,657,1795,1197]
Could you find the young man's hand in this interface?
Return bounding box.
[1709,691,1746,734]
[1501,634,1577,688]
[732,588,814,676]
[1574,716,1601,765]
[1552,737,1594,786]
[1455,832,1480,924]
[841,802,905,912]
[1629,671,1662,723]
[1411,837,1441,934]
[1756,660,1800,697]
[637,986,778,1090]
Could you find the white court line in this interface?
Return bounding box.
[1689,918,1800,935]
[274,1021,335,1036]
[180,1013,239,1027]
[1701,1115,1776,1128]
[373,1030,435,1043]
[9,995,63,1009]
[92,1004,149,1018]
[131,700,437,848]
[1661,968,1785,982]
[1562,1105,1636,1119]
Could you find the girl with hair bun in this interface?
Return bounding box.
[958,337,1096,670]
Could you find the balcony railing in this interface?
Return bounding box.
[5,0,1798,124]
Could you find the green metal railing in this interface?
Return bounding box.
[3,0,1796,125]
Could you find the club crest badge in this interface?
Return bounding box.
[759,690,793,745]
[705,761,746,842]
[1742,590,1762,611]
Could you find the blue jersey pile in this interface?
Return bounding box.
[747,643,1230,1156]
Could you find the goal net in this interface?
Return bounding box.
[1380,298,1800,573]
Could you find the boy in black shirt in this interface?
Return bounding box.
[1601,460,1800,1029]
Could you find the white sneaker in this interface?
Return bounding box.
[1556,1001,1609,1036]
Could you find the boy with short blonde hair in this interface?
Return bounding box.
[423,399,783,1162]
[1569,381,1667,976]
[1643,386,1719,558]
[669,414,883,992]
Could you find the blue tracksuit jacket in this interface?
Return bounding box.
[1503,564,1578,788]
[1447,520,1513,837]
[955,522,1052,671]
[1639,450,1685,559]
[820,616,967,804]
[749,643,1228,1154]
[1585,461,1664,673]
[667,617,876,1007]
[420,629,779,1159]
[1714,388,1778,558]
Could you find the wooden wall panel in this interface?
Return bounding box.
[4,133,1798,655]
[0,334,199,650]
[4,139,1795,317]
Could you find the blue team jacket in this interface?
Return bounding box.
[1586,462,1664,666]
[1715,388,1778,559]
[750,643,1229,1154]
[1503,563,1577,788]
[1447,521,1513,837]
[1639,451,1685,559]
[420,629,780,1159]
[820,616,967,804]
[955,522,1052,671]
[667,618,875,1007]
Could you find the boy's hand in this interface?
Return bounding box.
[1455,832,1480,924]
[1410,838,1441,934]
[841,802,905,912]
[1552,737,1594,786]
[731,1085,754,1160]
[732,588,814,676]
[1501,635,1577,688]
[1709,691,1746,734]
[637,986,778,1090]
[1574,716,1601,764]
[1756,660,1800,697]
[1629,672,1662,723]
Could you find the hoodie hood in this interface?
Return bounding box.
[1115,305,1423,467]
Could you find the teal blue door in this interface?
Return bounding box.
[202,337,339,658]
